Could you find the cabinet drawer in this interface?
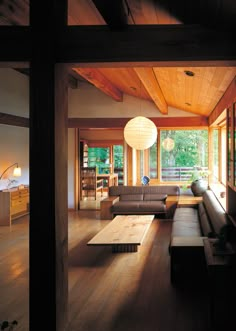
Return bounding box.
[11,189,29,199]
[11,196,29,207]
[11,203,27,215]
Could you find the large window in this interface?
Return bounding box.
[160,130,208,182]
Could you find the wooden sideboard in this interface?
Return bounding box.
[0,187,29,226]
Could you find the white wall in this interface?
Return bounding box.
[68,81,197,118]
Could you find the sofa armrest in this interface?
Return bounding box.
[166,195,179,218]
[100,196,119,220]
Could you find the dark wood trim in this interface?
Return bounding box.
[0,27,31,62]
[58,25,236,65]
[0,112,29,127]
[68,116,208,128]
[1,25,236,66]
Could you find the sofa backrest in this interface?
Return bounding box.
[202,190,229,236]
[109,185,180,197]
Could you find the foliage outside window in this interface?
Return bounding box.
[88,147,110,174]
[149,142,157,178]
[161,130,208,182]
[213,129,219,182]
[113,145,124,185]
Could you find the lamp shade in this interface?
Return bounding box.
[162,137,175,151]
[124,116,157,150]
[13,166,21,177]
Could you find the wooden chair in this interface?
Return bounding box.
[80,166,103,200]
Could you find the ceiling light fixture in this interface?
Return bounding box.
[124,79,157,150]
[184,70,195,77]
[124,116,157,150]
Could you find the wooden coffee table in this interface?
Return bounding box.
[87,214,155,253]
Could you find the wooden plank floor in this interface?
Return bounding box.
[0,211,210,331]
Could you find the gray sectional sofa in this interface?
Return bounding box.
[102,185,180,219]
[171,190,229,239]
[169,189,231,283]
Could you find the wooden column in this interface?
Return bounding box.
[30,1,68,331]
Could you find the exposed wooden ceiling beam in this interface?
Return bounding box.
[73,68,123,101]
[58,25,236,65]
[1,25,236,65]
[91,0,128,29]
[134,67,168,114]
[1,24,236,70]
[68,116,208,128]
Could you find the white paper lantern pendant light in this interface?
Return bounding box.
[124,116,157,150]
[124,80,157,150]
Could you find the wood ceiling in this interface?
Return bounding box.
[1,0,236,118]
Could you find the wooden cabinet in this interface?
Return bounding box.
[0,187,29,226]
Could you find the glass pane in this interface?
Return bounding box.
[161,130,208,182]
[113,145,124,185]
[88,147,110,174]
[149,141,157,178]
[213,129,219,182]
[227,108,231,183]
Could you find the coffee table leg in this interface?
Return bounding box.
[112,244,138,253]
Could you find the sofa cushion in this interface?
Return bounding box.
[138,201,166,212]
[111,201,141,212]
[120,194,143,201]
[198,202,213,237]
[202,190,228,236]
[109,185,180,197]
[111,201,166,213]
[143,194,167,201]
[172,220,201,237]
[173,207,199,223]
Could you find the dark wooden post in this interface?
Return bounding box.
[30,1,68,331]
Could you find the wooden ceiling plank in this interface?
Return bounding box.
[68,0,105,25]
[134,67,168,114]
[73,68,123,101]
